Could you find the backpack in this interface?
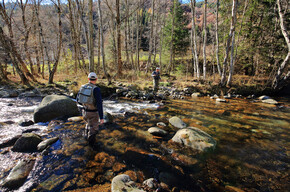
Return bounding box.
[77,83,96,105]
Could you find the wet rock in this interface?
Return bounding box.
[262,99,278,105]
[0,90,10,98]
[37,137,59,151]
[34,95,79,123]
[111,174,145,192]
[210,94,219,99]
[157,122,166,127]
[169,116,187,129]
[216,98,227,103]
[143,178,158,189]
[159,172,177,187]
[171,127,216,152]
[104,112,114,124]
[22,128,40,133]
[1,159,35,189]
[0,135,21,149]
[258,95,271,100]
[18,89,41,98]
[12,133,43,152]
[19,120,34,127]
[148,127,168,136]
[67,116,83,122]
[191,92,201,97]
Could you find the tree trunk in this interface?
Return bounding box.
[146,0,155,73]
[98,0,111,85]
[226,31,235,86]
[124,0,130,69]
[203,0,207,80]
[48,0,62,84]
[220,0,238,86]
[88,0,94,72]
[116,0,122,77]
[136,5,140,71]
[167,0,176,74]
[190,0,200,79]
[216,0,221,76]
[272,0,290,89]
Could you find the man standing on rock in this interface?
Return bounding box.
[151,67,161,94]
[77,72,104,143]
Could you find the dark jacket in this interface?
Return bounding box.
[151,71,161,80]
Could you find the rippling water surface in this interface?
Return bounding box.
[0,96,289,191]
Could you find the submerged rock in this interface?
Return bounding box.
[1,159,35,189]
[111,174,145,192]
[37,137,59,151]
[159,172,178,187]
[12,133,43,152]
[258,95,271,100]
[148,127,168,136]
[34,95,80,123]
[216,98,227,103]
[171,127,216,152]
[169,116,187,129]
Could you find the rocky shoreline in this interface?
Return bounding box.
[0,82,286,191]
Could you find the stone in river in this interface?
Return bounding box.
[258,95,271,100]
[1,159,35,189]
[34,95,80,123]
[143,178,158,189]
[157,122,166,127]
[0,135,21,149]
[169,116,187,129]
[171,127,216,152]
[12,133,43,152]
[191,92,202,97]
[67,116,83,122]
[216,98,227,103]
[37,137,59,151]
[262,99,278,105]
[111,174,145,192]
[19,120,34,127]
[148,127,168,136]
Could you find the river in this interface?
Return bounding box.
[0,96,289,191]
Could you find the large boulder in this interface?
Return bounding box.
[34,95,79,123]
[171,127,216,152]
[1,159,35,189]
[169,116,187,129]
[12,133,43,152]
[111,174,145,192]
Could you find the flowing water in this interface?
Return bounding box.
[0,96,289,191]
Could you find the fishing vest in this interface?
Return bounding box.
[78,83,97,110]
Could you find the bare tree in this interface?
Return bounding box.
[88,0,94,72]
[220,0,238,86]
[272,0,289,89]
[202,0,207,80]
[48,0,62,84]
[167,0,176,74]
[98,0,111,84]
[146,0,155,73]
[215,0,221,76]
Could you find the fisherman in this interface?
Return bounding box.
[151,67,161,94]
[77,72,104,143]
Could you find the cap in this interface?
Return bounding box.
[156,67,160,70]
[88,72,97,80]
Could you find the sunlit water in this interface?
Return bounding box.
[0,96,289,191]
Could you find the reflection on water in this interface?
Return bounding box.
[0,96,289,191]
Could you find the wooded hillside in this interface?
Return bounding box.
[0,0,289,91]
